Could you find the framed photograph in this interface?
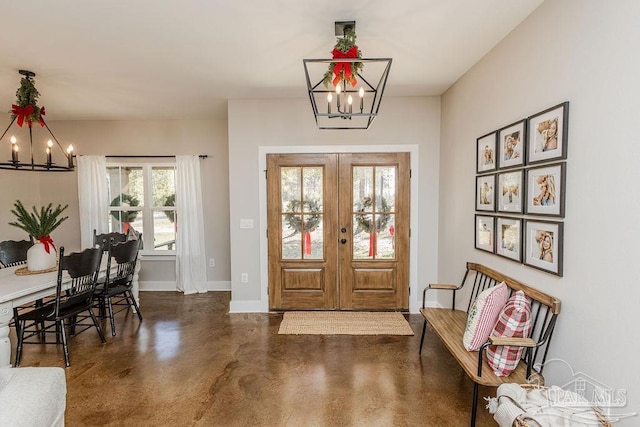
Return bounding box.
[497,120,526,169]
[527,102,569,164]
[475,215,495,253]
[496,217,522,262]
[476,131,497,173]
[525,163,566,217]
[497,170,524,213]
[476,174,495,212]
[524,220,563,276]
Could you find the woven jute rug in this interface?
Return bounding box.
[278,311,414,335]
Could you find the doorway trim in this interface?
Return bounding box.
[258,144,420,313]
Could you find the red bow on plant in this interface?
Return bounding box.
[332,46,359,87]
[39,235,56,254]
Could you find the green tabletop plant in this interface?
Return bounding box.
[9,200,68,254]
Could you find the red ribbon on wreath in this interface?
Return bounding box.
[368,232,377,257]
[39,235,56,254]
[332,46,359,87]
[304,231,312,255]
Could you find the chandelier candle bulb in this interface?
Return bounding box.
[46,139,53,164]
[327,93,332,114]
[359,87,364,112]
[336,84,341,110]
[12,142,18,163]
[66,145,74,168]
[348,95,353,114]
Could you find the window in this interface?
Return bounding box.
[107,163,177,255]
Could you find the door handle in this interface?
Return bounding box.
[340,238,347,244]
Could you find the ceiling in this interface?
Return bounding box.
[0,1,542,121]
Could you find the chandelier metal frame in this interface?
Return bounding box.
[0,70,74,172]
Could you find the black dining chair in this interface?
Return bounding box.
[14,246,106,367]
[93,229,127,252]
[0,238,34,268]
[93,239,143,336]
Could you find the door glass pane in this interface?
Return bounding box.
[282,215,302,259]
[281,166,324,260]
[281,167,301,212]
[352,167,373,212]
[305,216,323,260]
[375,166,396,211]
[352,165,396,260]
[377,214,395,259]
[353,214,373,259]
[303,167,323,211]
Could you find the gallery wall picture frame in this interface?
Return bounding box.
[496,217,522,262]
[475,215,495,253]
[476,174,496,212]
[497,120,526,170]
[524,219,563,276]
[497,170,524,213]
[527,102,569,165]
[525,162,566,217]
[476,131,497,174]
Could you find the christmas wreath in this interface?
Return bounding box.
[12,73,46,128]
[110,193,140,223]
[355,196,391,233]
[284,199,321,233]
[322,27,363,89]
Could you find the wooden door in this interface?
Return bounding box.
[267,154,338,310]
[268,152,409,310]
[338,153,410,310]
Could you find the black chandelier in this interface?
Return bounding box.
[0,70,74,171]
[303,21,392,130]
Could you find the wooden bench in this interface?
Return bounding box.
[418,262,561,427]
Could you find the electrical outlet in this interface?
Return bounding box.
[209,258,215,267]
[241,273,248,283]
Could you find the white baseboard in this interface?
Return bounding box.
[229,299,265,313]
[139,281,231,292]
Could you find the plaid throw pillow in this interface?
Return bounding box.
[463,282,509,351]
[486,290,532,377]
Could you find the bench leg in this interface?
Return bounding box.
[470,382,478,427]
[419,319,427,355]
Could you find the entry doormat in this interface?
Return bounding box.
[278,311,414,336]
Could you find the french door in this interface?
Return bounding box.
[267,152,410,311]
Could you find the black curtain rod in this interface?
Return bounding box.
[103,155,208,159]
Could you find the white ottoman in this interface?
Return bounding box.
[0,367,66,427]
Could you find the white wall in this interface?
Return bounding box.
[227,97,441,312]
[440,0,640,420]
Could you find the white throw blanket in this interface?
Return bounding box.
[486,383,607,426]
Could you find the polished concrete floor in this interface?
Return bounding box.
[10,292,496,426]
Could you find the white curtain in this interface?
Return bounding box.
[77,155,108,248]
[175,155,208,294]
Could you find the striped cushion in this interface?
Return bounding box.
[487,290,533,377]
[463,282,509,351]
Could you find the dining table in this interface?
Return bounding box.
[0,258,140,368]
